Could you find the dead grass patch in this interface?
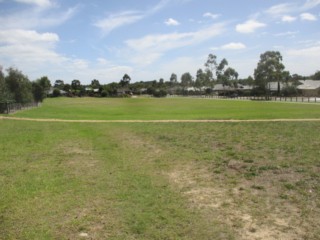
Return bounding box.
[167,161,311,240]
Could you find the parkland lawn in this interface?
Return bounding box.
[0,97,319,239]
[10,97,320,120]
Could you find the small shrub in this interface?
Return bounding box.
[153,89,167,98]
[52,88,61,97]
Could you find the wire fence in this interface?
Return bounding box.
[169,95,320,103]
[0,102,40,114]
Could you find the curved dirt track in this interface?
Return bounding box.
[1,116,320,123]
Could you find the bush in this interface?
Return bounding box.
[52,88,61,97]
[281,86,298,97]
[153,89,167,98]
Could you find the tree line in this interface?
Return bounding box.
[52,51,319,98]
[1,51,320,103]
[0,67,51,104]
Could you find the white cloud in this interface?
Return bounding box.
[287,44,320,57]
[266,3,294,16]
[221,42,246,50]
[97,58,109,65]
[0,29,59,45]
[14,0,54,9]
[266,1,320,19]
[274,31,299,37]
[94,11,143,34]
[300,12,317,21]
[303,0,320,10]
[164,18,180,26]
[203,12,220,19]
[95,0,171,35]
[285,43,320,75]
[0,32,133,83]
[282,15,297,22]
[126,23,225,52]
[236,20,266,33]
[0,29,62,67]
[0,6,79,30]
[125,23,225,65]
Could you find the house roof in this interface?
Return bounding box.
[212,84,253,91]
[48,88,66,94]
[213,84,235,91]
[297,80,320,90]
[238,84,253,90]
[267,82,285,91]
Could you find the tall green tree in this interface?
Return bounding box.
[204,54,217,81]
[312,70,320,80]
[120,74,131,87]
[181,72,193,89]
[254,51,286,95]
[38,76,51,92]
[71,79,81,90]
[63,84,71,93]
[54,79,64,89]
[32,76,51,101]
[169,73,178,85]
[216,58,228,81]
[195,69,206,89]
[223,67,239,86]
[5,68,33,103]
[0,67,12,102]
[91,79,100,88]
[32,81,45,102]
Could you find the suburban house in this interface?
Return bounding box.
[213,84,235,95]
[297,80,320,97]
[48,88,67,96]
[267,82,285,93]
[212,84,253,96]
[117,88,132,96]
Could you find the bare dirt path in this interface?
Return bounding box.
[1,116,320,123]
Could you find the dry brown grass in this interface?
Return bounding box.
[167,161,309,240]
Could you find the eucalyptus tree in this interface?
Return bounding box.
[180,72,193,90]
[38,76,51,92]
[71,79,81,90]
[169,73,178,86]
[204,54,217,81]
[54,79,64,89]
[0,67,12,102]
[91,79,100,88]
[195,68,206,89]
[223,67,239,86]
[5,67,33,103]
[254,51,286,96]
[216,58,228,81]
[120,74,131,87]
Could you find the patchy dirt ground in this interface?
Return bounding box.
[167,162,316,240]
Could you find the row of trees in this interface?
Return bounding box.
[50,54,244,97]
[1,51,320,103]
[0,67,51,104]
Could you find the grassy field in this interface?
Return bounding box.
[1,97,319,239]
[10,97,320,120]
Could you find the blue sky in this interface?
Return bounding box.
[0,0,319,84]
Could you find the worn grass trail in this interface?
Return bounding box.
[0,121,233,239]
[1,120,319,239]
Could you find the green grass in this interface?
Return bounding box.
[10,97,320,120]
[1,97,320,239]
